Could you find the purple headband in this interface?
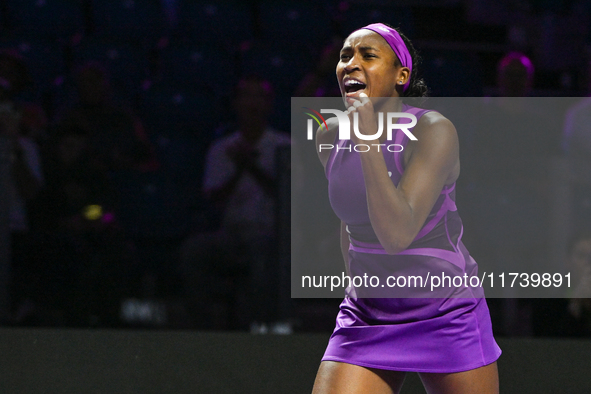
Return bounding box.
[355,23,412,92]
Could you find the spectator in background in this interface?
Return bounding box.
[566,232,591,334]
[554,60,591,337]
[46,61,158,326]
[294,37,343,98]
[528,58,591,339]
[58,61,156,172]
[533,232,591,337]
[0,50,44,323]
[179,75,290,330]
[496,52,535,97]
[0,50,43,230]
[562,60,591,234]
[462,52,561,336]
[27,123,129,326]
[19,102,48,145]
[35,61,159,326]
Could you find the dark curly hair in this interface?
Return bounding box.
[393,29,429,99]
[379,24,429,99]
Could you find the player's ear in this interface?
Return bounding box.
[396,67,410,87]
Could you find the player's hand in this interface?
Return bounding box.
[345,93,380,144]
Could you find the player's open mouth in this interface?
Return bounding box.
[344,78,367,97]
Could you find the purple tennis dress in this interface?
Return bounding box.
[321,105,501,373]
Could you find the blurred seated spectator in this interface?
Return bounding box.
[58,61,157,172]
[0,49,44,323]
[26,124,133,326]
[533,232,591,337]
[26,61,159,326]
[294,37,343,98]
[496,51,535,97]
[462,52,561,336]
[33,124,118,235]
[0,50,42,227]
[19,102,48,144]
[178,76,290,330]
[563,59,591,187]
[566,232,591,335]
[561,59,591,275]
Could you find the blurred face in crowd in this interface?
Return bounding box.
[234,78,273,130]
[497,55,534,97]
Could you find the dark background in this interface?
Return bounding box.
[0,1,591,393]
[0,0,590,335]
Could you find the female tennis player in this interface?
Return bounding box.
[311,23,501,393]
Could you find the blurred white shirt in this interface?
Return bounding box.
[203,128,290,242]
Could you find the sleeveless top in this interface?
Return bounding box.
[325,105,466,272]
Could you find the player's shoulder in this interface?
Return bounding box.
[414,110,457,140]
[417,110,452,127]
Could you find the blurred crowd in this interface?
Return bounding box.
[0,0,590,335]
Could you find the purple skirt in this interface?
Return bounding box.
[321,247,502,373]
